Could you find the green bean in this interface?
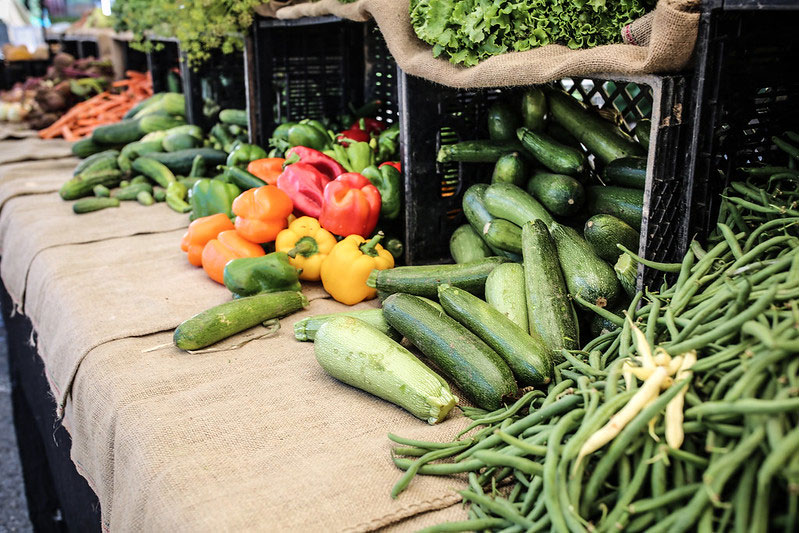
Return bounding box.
[758,425,799,498]
[645,296,661,346]
[718,223,744,259]
[493,431,547,456]
[723,348,791,401]
[417,518,510,533]
[542,379,575,407]
[668,447,709,467]
[456,389,543,438]
[774,136,799,160]
[520,475,542,516]
[473,451,543,477]
[628,482,700,514]
[697,507,714,533]
[688,397,799,419]
[725,200,750,233]
[393,446,428,457]
[391,456,483,475]
[734,459,758,533]
[627,512,656,532]
[387,433,469,450]
[617,454,632,488]
[743,216,799,252]
[739,165,799,176]
[562,350,607,377]
[601,439,654,532]
[600,331,622,369]
[391,442,471,497]
[588,350,602,371]
[649,452,667,521]
[709,366,746,401]
[671,240,731,313]
[525,513,550,532]
[604,359,623,400]
[544,409,585,533]
[574,293,624,325]
[460,490,535,528]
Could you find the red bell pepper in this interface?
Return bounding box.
[353,118,386,135]
[284,146,345,181]
[319,173,381,237]
[337,127,369,147]
[276,162,330,219]
[379,161,401,173]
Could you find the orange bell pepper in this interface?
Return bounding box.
[201,230,265,284]
[232,185,294,244]
[180,213,235,267]
[247,158,286,185]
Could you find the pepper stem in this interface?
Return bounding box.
[360,232,384,257]
[288,236,319,258]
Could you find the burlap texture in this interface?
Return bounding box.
[0,136,73,165]
[623,11,656,46]
[0,125,40,140]
[0,192,189,307]
[275,0,700,88]
[0,158,77,210]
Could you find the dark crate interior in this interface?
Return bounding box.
[147,39,181,94]
[118,41,148,73]
[180,46,247,130]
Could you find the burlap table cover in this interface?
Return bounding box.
[0,136,73,165]
[275,0,700,88]
[0,125,41,140]
[0,158,78,210]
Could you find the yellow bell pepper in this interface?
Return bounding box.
[321,233,394,305]
[275,216,337,281]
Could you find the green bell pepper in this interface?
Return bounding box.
[226,143,268,168]
[189,178,242,221]
[362,164,401,220]
[346,141,375,173]
[287,123,331,151]
[223,252,302,298]
[377,123,400,162]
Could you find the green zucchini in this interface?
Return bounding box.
[132,157,176,188]
[492,152,527,187]
[71,137,105,158]
[487,101,521,142]
[91,118,144,145]
[174,291,308,350]
[437,140,522,163]
[365,257,508,299]
[438,284,551,386]
[634,119,651,148]
[584,214,640,262]
[219,109,249,127]
[114,182,153,201]
[147,148,227,175]
[72,197,120,214]
[382,293,518,410]
[547,121,581,149]
[517,127,585,176]
[462,184,521,261]
[586,186,644,229]
[450,224,492,264]
[602,157,647,189]
[484,182,554,228]
[482,219,522,255]
[614,253,639,298]
[73,149,119,176]
[485,263,528,332]
[548,90,646,164]
[520,88,547,132]
[550,222,621,308]
[162,132,200,152]
[521,220,578,352]
[315,316,457,424]
[526,171,585,216]
[60,169,123,200]
[294,309,401,342]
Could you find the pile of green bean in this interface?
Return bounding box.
[389,164,799,532]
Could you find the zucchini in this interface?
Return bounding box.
[174,291,308,350]
[382,293,518,410]
[72,197,120,214]
[520,88,547,132]
[526,171,585,216]
[139,113,185,134]
[220,166,267,190]
[365,257,508,299]
[91,119,144,145]
[487,101,521,142]
[462,184,521,261]
[71,137,105,158]
[450,224,492,264]
[550,222,621,308]
[492,152,527,187]
[602,157,647,189]
[163,132,200,152]
[485,263,528,332]
[548,90,646,164]
[437,140,522,163]
[614,253,639,298]
[517,127,585,176]
[114,182,153,201]
[586,186,644,229]
[521,220,578,351]
[584,214,640,262]
[147,148,227,175]
[546,121,581,149]
[60,169,123,200]
[634,119,652,148]
[219,109,249,127]
[294,309,401,342]
[484,182,554,228]
[132,157,176,188]
[482,219,522,255]
[438,284,552,386]
[73,149,119,176]
[314,316,457,424]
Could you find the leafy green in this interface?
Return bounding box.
[410,0,657,67]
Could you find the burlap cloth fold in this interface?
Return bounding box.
[0,158,78,210]
[275,0,700,88]
[0,136,73,165]
[0,125,40,141]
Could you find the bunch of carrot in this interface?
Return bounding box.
[38,70,154,141]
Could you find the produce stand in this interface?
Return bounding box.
[147,37,181,94]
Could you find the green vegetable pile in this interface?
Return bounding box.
[410,0,657,66]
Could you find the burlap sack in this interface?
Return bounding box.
[0,125,40,140]
[254,0,308,18]
[0,136,73,165]
[275,0,700,88]
[0,157,77,210]
[623,11,656,47]
[0,192,189,307]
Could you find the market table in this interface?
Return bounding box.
[0,137,470,531]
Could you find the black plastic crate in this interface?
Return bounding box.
[147,38,181,94]
[683,1,799,246]
[399,73,688,286]
[61,35,99,59]
[2,59,49,88]
[113,37,148,74]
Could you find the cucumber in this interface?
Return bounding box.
[163,133,200,152]
[614,253,639,298]
[294,309,402,342]
[438,284,552,386]
[365,257,508,299]
[484,182,554,228]
[72,197,120,214]
[136,190,156,206]
[174,291,308,350]
[517,127,585,176]
[189,155,206,178]
[60,169,123,200]
[91,118,144,145]
[548,90,646,164]
[219,109,249,127]
[450,224,492,264]
[485,263,528,332]
[139,114,186,134]
[140,130,169,143]
[92,184,110,197]
[635,119,651,148]
[73,149,119,176]
[584,214,640,262]
[114,182,153,201]
[492,152,527,187]
[437,140,522,163]
[135,93,185,118]
[132,157,176,188]
[382,293,518,410]
[123,93,165,119]
[120,140,164,160]
[586,186,644,229]
[482,219,522,255]
[147,148,227,175]
[163,124,204,140]
[521,220,578,352]
[549,222,621,308]
[487,101,520,142]
[153,188,166,202]
[71,137,105,158]
[526,171,585,216]
[462,184,521,261]
[602,157,647,189]
[520,88,547,132]
[314,316,457,424]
